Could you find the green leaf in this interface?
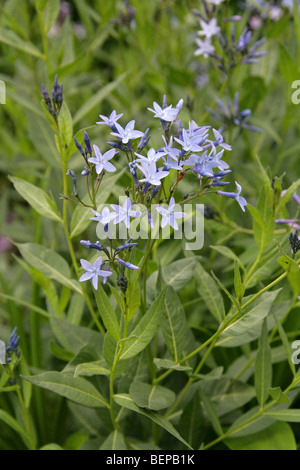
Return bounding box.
[43,0,60,33]
[179,392,204,450]
[94,284,121,342]
[255,319,272,407]
[272,310,296,376]
[275,179,300,216]
[210,245,245,271]
[195,264,225,323]
[9,176,62,222]
[100,431,127,450]
[279,44,299,84]
[160,287,192,362]
[0,409,27,438]
[23,372,109,408]
[225,422,296,450]
[73,73,128,125]
[294,0,300,42]
[129,381,175,411]
[57,101,73,152]
[234,261,244,303]
[113,393,192,449]
[264,410,300,422]
[0,28,44,58]
[120,288,167,360]
[153,358,192,372]
[74,361,110,378]
[199,389,223,436]
[269,387,291,405]
[147,258,198,304]
[217,289,281,347]
[15,243,82,294]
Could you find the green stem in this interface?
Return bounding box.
[16,386,36,450]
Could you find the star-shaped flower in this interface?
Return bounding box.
[156,197,186,230]
[79,257,112,290]
[88,146,117,174]
[111,198,142,229]
[198,18,220,40]
[194,38,215,58]
[134,148,165,165]
[217,182,247,212]
[96,110,123,127]
[148,102,178,122]
[138,161,169,186]
[90,207,116,225]
[111,120,144,144]
[174,128,203,153]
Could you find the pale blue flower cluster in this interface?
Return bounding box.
[74,94,247,290]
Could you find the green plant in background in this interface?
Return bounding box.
[0,0,300,451]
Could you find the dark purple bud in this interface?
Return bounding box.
[116,242,138,251]
[74,137,85,156]
[52,74,59,101]
[213,170,232,178]
[178,120,183,140]
[41,84,51,105]
[84,131,92,155]
[152,185,159,198]
[107,142,126,151]
[66,169,78,197]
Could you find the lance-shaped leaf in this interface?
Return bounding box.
[195,264,225,323]
[94,284,121,342]
[217,289,281,347]
[255,319,272,407]
[113,393,192,449]
[15,243,82,294]
[9,176,62,222]
[120,288,167,361]
[160,286,192,362]
[23,372,109,408]
[100,431,127,450]
[129,381,175,411]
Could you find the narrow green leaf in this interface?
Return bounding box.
[129,381,176,411]
[234,261,244,302]
[23,372,109,408]
[0,28,44,58]
[275,179,300,216]
[113,393,192,449]
[255,319,272,407]
[74,362,110,378]
[153,358,192,372]
[120,288,167,360]
[195,264,225,323]
[199,389,223,436]
[94,284,121,342]
[217,289,281,347]
[160,287,192,362]
[15,243,82,294]
[210,245,245,271]
[272,310,296,376]
[9,176,62,222]
[264,410,300,422]
[0,409,27,438]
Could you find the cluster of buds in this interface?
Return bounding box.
[41,75,63,120]
[207,92,262,133]
[5,328,20,364]
[289,231,300,255]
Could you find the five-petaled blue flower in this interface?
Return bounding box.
[96,110,123,127]
[217,182,247,212]
[88,146,117,174]
[79,257,112,289]
[148,101,179,122]
[111,120,144,144]
[111,198,142,229]
[156,197,186,230]
[138,161,169,186]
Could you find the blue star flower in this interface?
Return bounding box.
[111,120,144,144]
[156,197,186,230]
[79,257,112,290]
[111,198,142,229]
[217,182,247,212]
[88,146,117,174]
